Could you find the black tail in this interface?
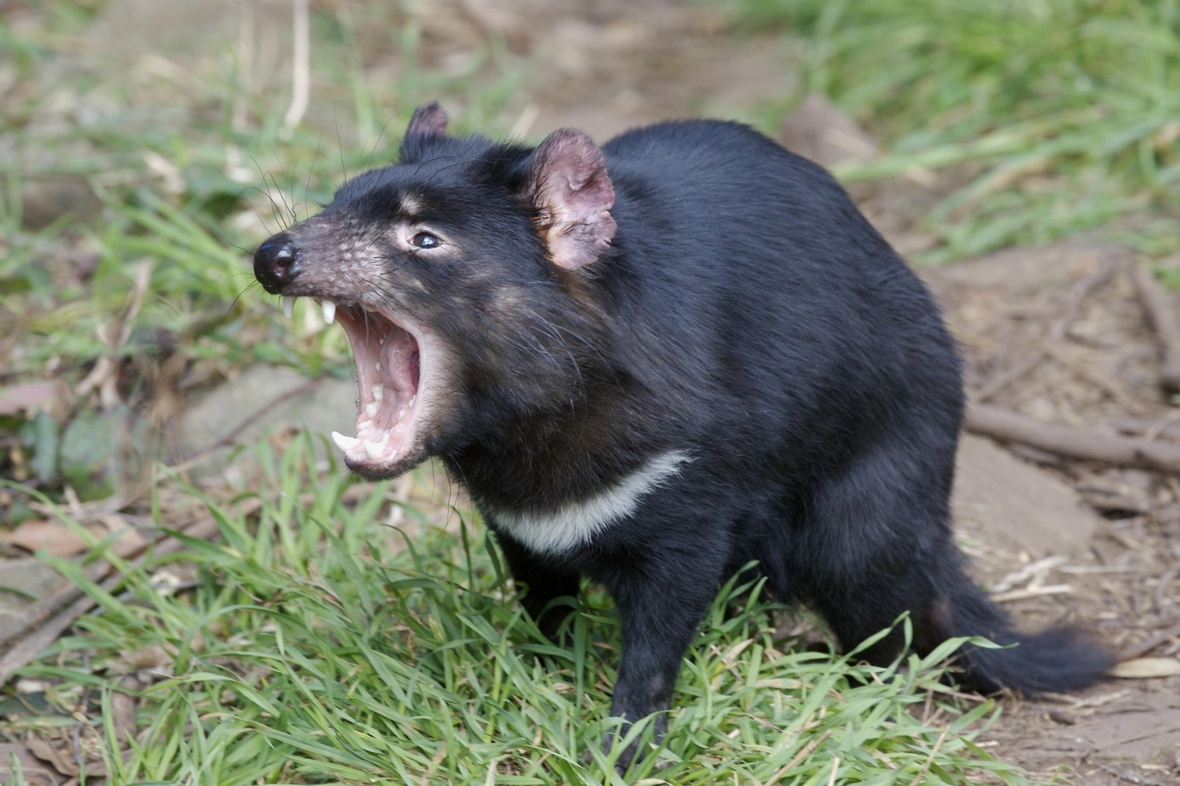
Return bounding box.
[943,573,1113,695]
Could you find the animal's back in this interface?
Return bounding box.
[601,120,963,482]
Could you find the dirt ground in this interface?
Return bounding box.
[6,0,1180,782]
[926,246,1180,785]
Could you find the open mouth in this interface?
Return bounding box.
[285,297,424,474]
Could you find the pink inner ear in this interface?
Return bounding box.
[527,130,617,270]
[406,102,448,138]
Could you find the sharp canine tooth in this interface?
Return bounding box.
[365,401,378,417]
[331,431,358,451]
[363,439,385,459]
[322,300,337,325]
[372,384,383,402]
[282,296,296,319]
[375,362,381,371]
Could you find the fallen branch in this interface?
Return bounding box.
[973,352,1042,403]
[1110,415,1180,441]
[965,402,1180,474]
[974,257,1120,404]
[1129,264,1180,395]
[1049,256,1120,342]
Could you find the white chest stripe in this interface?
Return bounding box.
[493,451,692,555]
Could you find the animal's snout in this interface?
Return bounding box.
[254,233,300,293]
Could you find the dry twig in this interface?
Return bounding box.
[966,402,1180,474]
[1117,617,1180,662]
[1129,264,1180,394]
[1049,256,1120,342]
[973,257,1119,403]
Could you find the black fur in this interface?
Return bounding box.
[254,108,1111,766]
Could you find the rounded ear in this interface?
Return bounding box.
[406,102,448,138]
[525,129,616,270]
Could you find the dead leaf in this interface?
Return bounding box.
[3,521,96,557]
[110,676,141,746]
[2,516,146,558]
[0,382,67,416]
[24,733,78,777]
[1109,657,1180,678]
[100,513,148,557]
[0,742,63,786]
[24,729,105,780]
[122,643,174,671]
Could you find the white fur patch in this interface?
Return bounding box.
[491,451,691,555]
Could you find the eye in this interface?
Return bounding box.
[409,231,441,249]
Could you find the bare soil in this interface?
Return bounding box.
[926,245,1180,785]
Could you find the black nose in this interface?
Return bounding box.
[254,233,300,293]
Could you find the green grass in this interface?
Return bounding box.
[4,435,1020,785]
[732,0,1180,262]
[0,1,525,385]
[0,1,524,495]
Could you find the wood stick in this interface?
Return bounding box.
[975,258,1119,403]
[1109,416,1180,440]
[1129,264,1180,394]
[966,401,1180,474]
[973,351,1043,403]
[1049,256,1119,342]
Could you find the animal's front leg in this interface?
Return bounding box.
[602,556,723,771]
[492,529,581,641]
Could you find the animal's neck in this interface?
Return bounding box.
[447,377,668,514]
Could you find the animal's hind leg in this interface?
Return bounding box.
[792,437,959,665]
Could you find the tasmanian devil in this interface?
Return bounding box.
[253,102,1110,763]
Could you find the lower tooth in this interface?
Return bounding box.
[372,383,383,402]
[363,439,385,459]
[366,402,378,417]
